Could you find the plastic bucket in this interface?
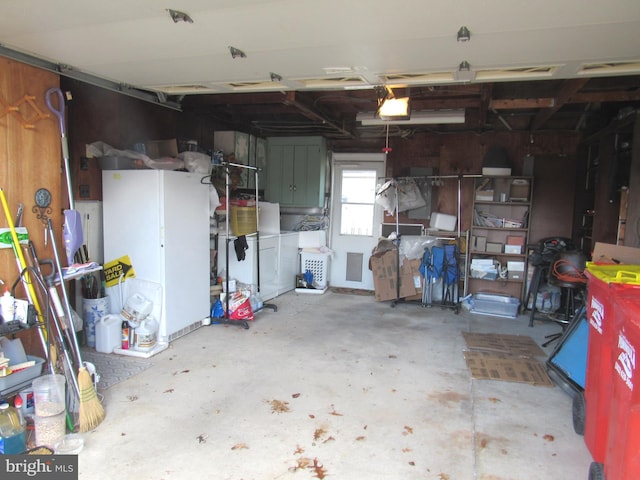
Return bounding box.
[95,314,122,354]
[32,374,66,417]
[34,411,66,448]
[82,297,110,348]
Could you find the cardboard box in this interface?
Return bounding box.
[507,235,526,246]
[370,251,419,302]
[486,242,503,253]
[475,190,494,202]
[592,242,640,264]
[430,212,457,232]
[507,261,525,280]
[462,332,545,357]
[403,258,424,301]
[509,179,530,201]
[145,138,178,159]
[504,244,522,254]
[470,259,498,280]
[473,235,487,252]
[464,351,553,386]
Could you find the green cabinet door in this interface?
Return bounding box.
[266,144,295,205]
[265,136,326,207]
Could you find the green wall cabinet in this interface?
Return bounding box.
[265,136,326,207]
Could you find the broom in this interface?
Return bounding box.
[78,365,105,432]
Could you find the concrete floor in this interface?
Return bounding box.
[78,290,592,480]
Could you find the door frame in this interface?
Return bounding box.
[328,152,386,290]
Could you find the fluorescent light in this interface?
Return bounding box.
[378,97,410,119]
[357,109,465,125]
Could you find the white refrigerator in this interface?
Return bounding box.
[102,170,210,343]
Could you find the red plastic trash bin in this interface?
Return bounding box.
[583,265,640,464]
[604,294,640,480]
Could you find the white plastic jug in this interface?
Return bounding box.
[120,292,153,325]
[95,314,122,353]
[134,317,158,352]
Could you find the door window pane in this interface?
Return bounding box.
[340,170,376,236]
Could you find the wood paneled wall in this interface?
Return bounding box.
[1,58,63,357]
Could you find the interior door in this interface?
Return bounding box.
[329,153,386,290]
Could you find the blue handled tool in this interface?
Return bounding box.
[45,87,83,266]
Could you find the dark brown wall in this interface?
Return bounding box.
[62,78,220,202]
[333,131,582,243]
[529,154,577,243]
[60,79,607,253]
[626,113,640,247]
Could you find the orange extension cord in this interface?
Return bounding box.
[552,259,588,284]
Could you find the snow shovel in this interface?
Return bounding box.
[45,87,83,266]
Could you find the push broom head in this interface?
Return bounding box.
[78,366,105,432]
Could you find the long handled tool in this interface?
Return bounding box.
[45,88,83,266]
[0,188,48,347]
[46,217,104,431]
[25,250,80,431]
[33,254,82,411]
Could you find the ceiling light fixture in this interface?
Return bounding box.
[379,97,410,120]
[454,61,475,82]
[357,109,465,126]
[229,46,246,59]
[167,9,193,23]
[376,86,410,120]
[457,26,471,42]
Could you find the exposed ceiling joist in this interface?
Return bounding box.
[282,91,355,138]
[490,98,556,110]
[530,79,591,132]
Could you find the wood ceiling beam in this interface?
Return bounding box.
[530,78,590,131]
[183,92,290,106]
[282,91,355,138]
[490,98,556,109]
[490,90,640,110]
[477,84,493,128]
[570,90,640,103]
